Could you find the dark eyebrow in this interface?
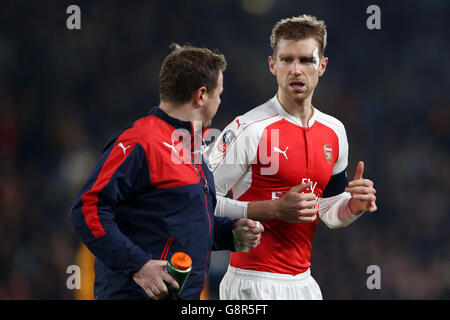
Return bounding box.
[301,56,316,62]
[278,54,315,61]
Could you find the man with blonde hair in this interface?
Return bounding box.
[209,15,377,300]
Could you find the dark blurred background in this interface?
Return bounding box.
[0,0,448,299]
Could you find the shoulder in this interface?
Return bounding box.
[131,114,175,145]
[313,107,347,138]
[237,98,279,123]
[102,115,169,158]
[314,108,346,131]
[229,99,281,137]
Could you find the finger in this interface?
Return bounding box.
[251,221,262,233]
[353,161,364,181]
[243,232,259,241]
[348,179,374,187]
[145,287,156,300]
[345,186,376,194]
[246,231,261,240]
[247,234,261,246]
[299,199,317,209]
[234,218,255,230]
[248,239,260,248]
[244,221,264,234]
[258,223,264,233]
[152,260,169,268]
[298,214,317,223]
[298,192,317,201]
[149,282,161,298]
[298,208,318,216]
[161,272,180,291]
[155,278,169,297]
[289,182,312,193]
[249,221,264,233]
[351,194,376,202]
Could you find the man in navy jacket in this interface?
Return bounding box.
[69,44,263,300]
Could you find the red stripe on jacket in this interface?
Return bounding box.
[81,139,137,238]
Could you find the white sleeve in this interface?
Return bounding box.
[215,195,248,219]
[331,119,349,176]
[319,192,364,229]
[208,118,258,219]
[319,118,364,228]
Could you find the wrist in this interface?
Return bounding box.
[270,199,282,220]
[247,200,280,221]
[348,198,365,215]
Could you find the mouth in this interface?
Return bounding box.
[288,80,306,92]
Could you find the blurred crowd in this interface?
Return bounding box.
[0,0,448,299]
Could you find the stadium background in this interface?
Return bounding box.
[0,0,449,299]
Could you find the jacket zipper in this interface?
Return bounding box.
[198,164,212,292]
[190,120,212,293]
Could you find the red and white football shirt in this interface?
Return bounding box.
[209,95,354,275]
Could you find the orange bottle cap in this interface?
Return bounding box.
[170,252,192,271]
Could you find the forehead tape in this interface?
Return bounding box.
[313,47,320,71]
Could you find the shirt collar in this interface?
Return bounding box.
[270,95,316,128]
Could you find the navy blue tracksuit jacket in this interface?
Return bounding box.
[69,107,236,299]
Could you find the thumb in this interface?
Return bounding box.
[236,218,258,229]
[247,220,263,233]
[353,161,364,181]
[234,218,253,230]
[289,182,312,193]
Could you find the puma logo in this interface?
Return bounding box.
[163,141,177,154]
[273,146,288,160]
[118,142,131,155]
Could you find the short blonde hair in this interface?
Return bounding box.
[270,14,327,57]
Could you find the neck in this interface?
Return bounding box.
[277,91,314,127]
[159,100,204,126]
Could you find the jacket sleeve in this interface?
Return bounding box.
[69,138,152,277]
[211,216,238,252]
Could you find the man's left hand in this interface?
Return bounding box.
[345,161,377,215]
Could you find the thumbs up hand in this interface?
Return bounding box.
[345,161,377,215]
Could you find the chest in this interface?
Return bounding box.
[253,120,339,196]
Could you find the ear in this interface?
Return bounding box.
[194,86,208,107]
[268,56,276,76]
[318,56,328,77]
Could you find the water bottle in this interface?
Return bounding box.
[165,252,192,295]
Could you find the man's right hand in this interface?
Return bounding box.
[275,182,318,223]
[133,259,179,300]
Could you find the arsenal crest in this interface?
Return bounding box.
[217,129,236,153]
[323,144,333,165]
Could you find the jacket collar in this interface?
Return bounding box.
[148,106,194,132]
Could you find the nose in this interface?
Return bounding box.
[291,61,302,76]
